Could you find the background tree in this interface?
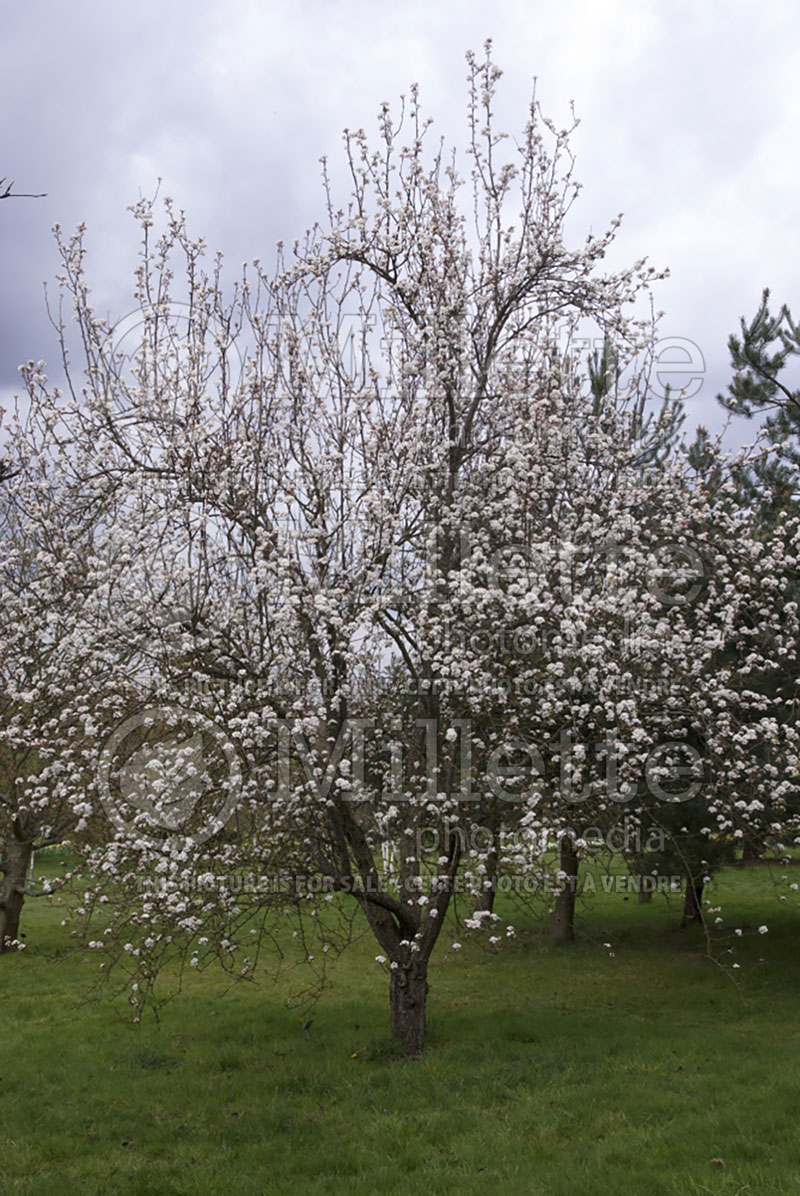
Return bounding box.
[718,288,800,522]
[0,416,121,952]
[704,292,800,866]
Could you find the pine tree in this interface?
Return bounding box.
[718,288,800,522]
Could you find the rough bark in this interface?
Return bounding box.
[0,835,33,953]
[552,835,579,944]
[389,958,429,1057]
[680,877,704,927]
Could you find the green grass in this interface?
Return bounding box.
[3,862,800,1195]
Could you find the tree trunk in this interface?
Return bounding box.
[742,837,763,866]
[389,958,429,1057]
[552,835,579,944]
[0,835,33,953]
[637,874,653,903]
[480,846,498,914]
[680,877,704,927]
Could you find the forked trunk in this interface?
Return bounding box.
[680,877,704,927]
[389,958,429,1057]
[552,835,579,944]
[0,837,33,953]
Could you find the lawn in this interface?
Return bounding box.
[2,860,800,1195]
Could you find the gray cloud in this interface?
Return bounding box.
[2,0,797,445]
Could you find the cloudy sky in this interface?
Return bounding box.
[2,0,799,445]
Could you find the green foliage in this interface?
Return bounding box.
[587,337,685,473]
[718,288,800,522]
[634,794,738,911]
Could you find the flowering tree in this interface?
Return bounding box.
[17,46,800,1051]
[0,413,121,952]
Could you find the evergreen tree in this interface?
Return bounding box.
[718,288,800,522]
